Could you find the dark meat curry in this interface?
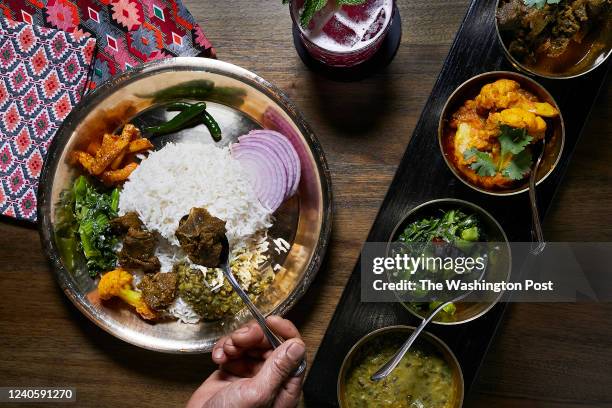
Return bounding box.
[112,212,161,273]
[138,271,178,312]
[175,207,227,267]
[497,0,611,75]
[110,211,143,233]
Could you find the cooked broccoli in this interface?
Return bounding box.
[98,269,157,320]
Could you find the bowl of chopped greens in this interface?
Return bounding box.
[496,0,612,79]
[387,199,511,325]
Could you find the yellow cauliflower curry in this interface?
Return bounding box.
[444,79,559,190]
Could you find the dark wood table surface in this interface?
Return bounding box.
[1,1,610,407]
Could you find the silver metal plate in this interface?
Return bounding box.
[37,57,333,353]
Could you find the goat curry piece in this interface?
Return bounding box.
[444,79,559,190]
[111,212,161,273]
[175,207,227,267]
[137,271,178,312]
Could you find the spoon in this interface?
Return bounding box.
[528,132,548,255]
[370,253,488,382]
[219,235,306,376]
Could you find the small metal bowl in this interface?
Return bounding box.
[37,57,333,353]
[337,325,464,408]
[388,199,511,325]
[438,71,565,196]
[495,0,612,79]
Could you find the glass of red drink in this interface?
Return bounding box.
[290,0,396,68]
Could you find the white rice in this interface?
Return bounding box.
[119,142,273,248]
[168,297,201,324]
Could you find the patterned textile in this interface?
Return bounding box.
[0,0,215,90]
[0,17,95,221]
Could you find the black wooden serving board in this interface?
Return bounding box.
[303,0,610,406]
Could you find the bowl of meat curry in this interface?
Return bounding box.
[496,0,612,79]
[438,71,564,196]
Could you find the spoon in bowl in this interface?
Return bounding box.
[528,129,549,255]
[370,254,488,382]
[218,235,306,376]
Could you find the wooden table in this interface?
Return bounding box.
[1,1,610,406]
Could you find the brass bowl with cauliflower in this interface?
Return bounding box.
[438,71,565,195]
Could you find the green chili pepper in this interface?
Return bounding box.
[208,86,247,107]
[144,102,207,137]
[140,80,215,101]
[202,110,222,141]
[162,101,222,141]
[166,101,203,112]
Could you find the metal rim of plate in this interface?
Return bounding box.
[37,57,333,353]
[494,0,612,80]
[386,198,512,326]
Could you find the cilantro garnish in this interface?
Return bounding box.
[464,148,497,177]
[501,149,533,180]
[523,0,560,9]
[290,0,367,27]
[499,125,533,158]
[463,125,534,180]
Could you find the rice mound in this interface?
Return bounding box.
[119,142,273,248]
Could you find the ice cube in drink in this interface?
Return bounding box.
[292,0,394,67]
[322,15,359,47]
[361,6,386,42]
[341,0,383,23]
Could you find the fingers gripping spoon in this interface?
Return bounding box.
[219,235,307,376]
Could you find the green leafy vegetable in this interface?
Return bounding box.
[460,226,480,241]
[428,301,457,316]
[523,0,560,9]
[398,209,486,321]
[299,0,327,27]
[58,176,120,277]
[498,125,533,178]
[399,209,482,244]
[464,148,497,177]
[463,125,534,180]
[501,149,533,180]
[55,189,79,271]
[499,125,532,157]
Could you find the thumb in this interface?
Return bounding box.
[247,338,305,405]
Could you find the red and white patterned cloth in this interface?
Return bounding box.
[0,0,215,222]
[1,0,215,90]
[0,17,96,221]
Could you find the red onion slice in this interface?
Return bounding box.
[239,132,293,196]
[244,130,301,196]
[230,143,287,212]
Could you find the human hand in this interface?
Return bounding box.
[186,316,306,408]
